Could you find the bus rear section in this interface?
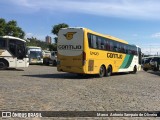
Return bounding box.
[57,28,85,73]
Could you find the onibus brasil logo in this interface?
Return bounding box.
[64,32,76,40]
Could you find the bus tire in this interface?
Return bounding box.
[132,66,137,74]
[157,65,160,71]
[106,65,112,77]
[43,58,49,66]
[0,59,8,70]
[143,68,148,71]
[153,63,159,71]
[52,60,57,66]
[99,65,106,78]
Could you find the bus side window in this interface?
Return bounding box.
[88,34,92,48]
[92,35,97,49]
[109,41,114,51]
[117,43,120,52]
[121,44,125,53]
[0,38,6,48]
[128,45,132,54]
[113,41,118,52]
[88,34,98,49]
[131,46,137,55]
[134,47,138,55]
[97,37,102,49]
[9,40,16,56]
[105,39,110,50]
[101,38,105,50]
[119,43,124,53]
[17,43,25,59]
[126,45,129,54]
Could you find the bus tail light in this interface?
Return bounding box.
[82,51,86,66]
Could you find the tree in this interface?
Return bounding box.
[0,18,25,38]
[26,37,49,50]
[0,18,6,36]
[48,44,57,51]
[51,23,69,43]
[26,37,57,51]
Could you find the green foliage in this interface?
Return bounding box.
[0,18,6,36]
[48,44,57,51]
[0,18,25,38]
[26,37,57,51]
[54,37,58,44]
[51,23,69,43]
[26,37,48,50]
[52,23,69,36]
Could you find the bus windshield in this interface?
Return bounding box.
[30,51,43,59]
[9,39,27,59]
[27,47,43,64]
[0,38,6,48]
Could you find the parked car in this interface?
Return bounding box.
[142,57,153,71]
[50,51,57,66]
[150,57,160,71]
[43,50,57,66]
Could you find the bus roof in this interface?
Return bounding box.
[60,27,128,44]
[85,28,128,44]
[0,36,26,42]
[143,56,160,58]
[27,46,41,49]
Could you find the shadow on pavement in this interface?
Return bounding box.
[29,64,57,67]
[148,71,160,76]
[0,68,24,71]
[23,73,96,79]
[22,72,131,79]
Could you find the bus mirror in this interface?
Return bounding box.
[26,54,29,58]
[27,51,30,55]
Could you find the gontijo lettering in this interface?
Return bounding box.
[58,45,82,50]
[107,53,123,59]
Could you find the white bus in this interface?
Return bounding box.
[27,46,43,64]
[0,36,29,69]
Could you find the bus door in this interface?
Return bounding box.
[138,47,142,70]
[16,41,27,67]
[9,39,27,67]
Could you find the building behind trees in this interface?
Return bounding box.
[45,36,52,44]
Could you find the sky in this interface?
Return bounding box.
[1,0,160,55]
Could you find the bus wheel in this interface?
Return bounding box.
[132,66,137,74]
[43,58,49,66]
[99,65,106,78]
[0,60,8,70]
[143,68,148,71]
[106,65,112,77]
[153,65,159,71]
[52,60,57,66]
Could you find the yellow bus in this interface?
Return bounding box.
[57,27,141,77]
